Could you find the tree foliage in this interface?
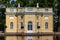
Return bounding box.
[0,0,54,7]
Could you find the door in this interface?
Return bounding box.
[27,21,33,33]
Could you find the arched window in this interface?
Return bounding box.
[45,22,48,29]
[28,21,32,30]
[10,22,13,29]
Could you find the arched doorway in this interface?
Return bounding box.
[27,21,33,33]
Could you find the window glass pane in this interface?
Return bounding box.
[10,22,13,29]
[28,22,32,30]
[45,22,48,29]
[28,23,32,25]
[28,25,32,30]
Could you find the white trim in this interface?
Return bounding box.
[27,30,33,33]
[10,16,14,19]
[45,16,48,19]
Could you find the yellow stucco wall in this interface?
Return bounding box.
[6,14,53,33]
[6,15,17,32]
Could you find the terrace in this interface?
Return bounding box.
[0,32,60,37]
